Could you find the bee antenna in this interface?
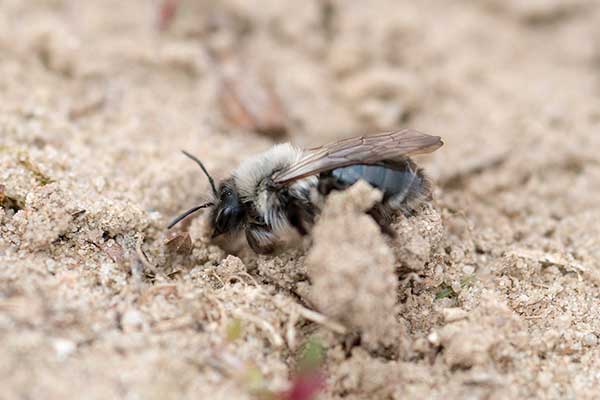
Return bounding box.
[167,202,214,229]
[181,150,218,197]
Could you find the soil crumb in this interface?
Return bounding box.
[306,182,400,349]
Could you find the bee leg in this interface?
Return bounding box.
[285,200,317,236]
[245,224,276,254]
[367,203,396,237]
[402,208,418,218]
[317,173,347,196]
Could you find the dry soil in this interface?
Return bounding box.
[2,1,600,399]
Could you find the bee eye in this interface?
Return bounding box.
[214,206,244,235]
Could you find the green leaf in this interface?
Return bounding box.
[226,318,242,342]
[243,364,264,392]
[435,284,457,300]
[461,274,475,288]
[298,337,325,372]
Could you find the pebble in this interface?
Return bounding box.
[121,309,145,331]
[52,338,76,359]
[462,265,476,275]
[583,333,598,346]
[443,307,469,323]
[428,331,441,347]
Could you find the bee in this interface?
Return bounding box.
[168,129,443,254]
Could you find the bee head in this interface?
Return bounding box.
[210,181,245,237]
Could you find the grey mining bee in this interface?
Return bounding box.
[168,129,443,254]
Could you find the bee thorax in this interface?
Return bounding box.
[257,176,318,234]
[233,143,302,200]
[232,143,317,234]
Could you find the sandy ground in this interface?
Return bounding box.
[2,0,600,399]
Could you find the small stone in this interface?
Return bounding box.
[52,338,76,359]
[583,333,598,346]
[428,331,440,347]
[570,341,582,352]
[517,294,529,304]
[462,265,476,275]
[442,307,469,323]
[537,371,553,387]
[121,309,145,331]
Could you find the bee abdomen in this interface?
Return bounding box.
[320,159,431,210]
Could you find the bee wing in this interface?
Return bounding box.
[272,129,443,184]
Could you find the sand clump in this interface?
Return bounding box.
[305,181,400,349]
[17,184,74,250]
[391,203,444,273]
[429,294,524,369]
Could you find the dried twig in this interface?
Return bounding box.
[237,271,259,287]
[274,298,347,335]
[219,75,288,138]
[233,310,284,348]
[136,236,157,274]
[286,309,300,351]
[68,95,106,120]
[210,271,225,287]
[201,291,226,324]
[295,305,347,335]
[139,284,178,305]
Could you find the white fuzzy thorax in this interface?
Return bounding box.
[232,143,318,234]
[233,143,302,199]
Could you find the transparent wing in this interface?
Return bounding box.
[272,129,443,184]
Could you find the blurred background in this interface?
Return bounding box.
[2,0,599,215]
[2,1,600,399]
